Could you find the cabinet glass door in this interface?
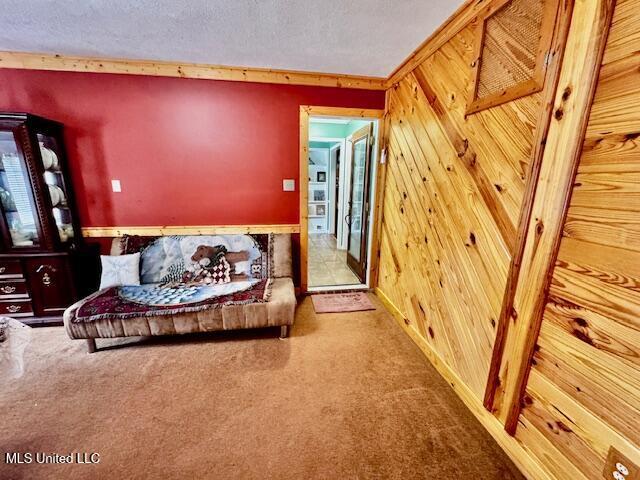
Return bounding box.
[0,129,42,248]
[36,133,75,244]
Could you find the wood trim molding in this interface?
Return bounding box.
[375,288,553,480]
[81,224,300,237]
[483,0,574,411]
[484,0,616,434]
[299,107,310,293]
[385,0,488,88]
[301,106,384,119]
[0,51,386,90]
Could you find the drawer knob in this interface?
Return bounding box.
[42,273,52,286]
[0,267,6,273]
[0,286,16,294]
[7,305,22,313]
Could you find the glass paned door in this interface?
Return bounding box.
[346,123,373,282]
[0,129,42,248]
[37,133,75,244]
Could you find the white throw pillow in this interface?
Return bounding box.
[99,253,141,290]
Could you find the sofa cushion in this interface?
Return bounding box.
[99,253,141,289]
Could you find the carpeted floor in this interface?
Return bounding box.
[1,294,524,480]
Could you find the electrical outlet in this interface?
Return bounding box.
[111,179,122,193]
[603,447,640,480]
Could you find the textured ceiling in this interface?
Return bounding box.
[0,0,461,77]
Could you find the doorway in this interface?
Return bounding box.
[299,106,384,293]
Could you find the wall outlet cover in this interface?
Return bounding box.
[111,179,122,193]
[603,447,639,480]
[283,179,295,191]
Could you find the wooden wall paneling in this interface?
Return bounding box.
[409,68,519,254]
[563,205,640,253]
[534,319,640,441]
[379,60,519,397]
[383,107,487,378]
[377,0,640,477]
[549,239,640,367]
[523,368,640,473]
[518,321,640,476]
[379,165,452,352]
[566,7,640,253]
[390,77,509,312]
[0,51,386,90]
[513,410,591,480]
[378,157,442,343]
[484,0,575,409]
[388,81,499,304]
[489,0,616,433]
[523,16,640,459]
[414,23,542,232]
[377,5,560,407]
[550,256,640,336]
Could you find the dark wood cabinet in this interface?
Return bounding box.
[0,112,95,325]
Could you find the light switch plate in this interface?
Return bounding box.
[283,179,295,191]
[111,179,122,192]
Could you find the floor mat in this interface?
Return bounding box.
[311,292,375,313]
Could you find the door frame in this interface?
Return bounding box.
[299,106,385,293]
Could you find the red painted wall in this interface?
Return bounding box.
[0,69,384,227]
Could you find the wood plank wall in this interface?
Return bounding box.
[377,18,541,403]
[376,0,640,477]
[515,0,640,476]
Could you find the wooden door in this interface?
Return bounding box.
[346,123,373,282]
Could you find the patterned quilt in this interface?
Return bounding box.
[73,234,274,323]
[73,279,271,322]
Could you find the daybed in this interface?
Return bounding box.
[64,233,296,353]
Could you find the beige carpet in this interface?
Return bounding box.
[1,294,524,480]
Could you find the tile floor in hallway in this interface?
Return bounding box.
[308,233,361,288]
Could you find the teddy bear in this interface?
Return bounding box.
[181,245,255,284]
[191,245,227,266]
[182,245,230,284]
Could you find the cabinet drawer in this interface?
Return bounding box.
[0,260,23,278]
[0,299,33,317]
[0,279,29,298]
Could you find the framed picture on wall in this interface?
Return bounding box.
[317,172,326,182]
[313,189,326,202]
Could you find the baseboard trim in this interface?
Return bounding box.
[81,224,300,237]
[374,287,552,480]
